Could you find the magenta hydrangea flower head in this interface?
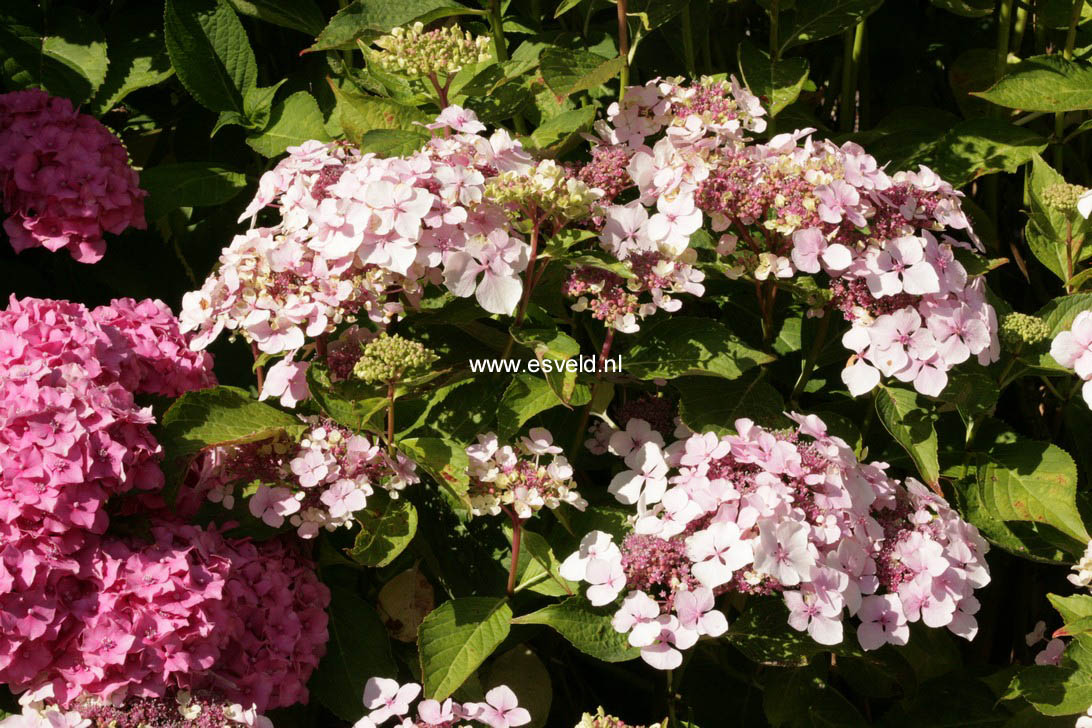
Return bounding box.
[563,412,991,670]
[0,89,146,263]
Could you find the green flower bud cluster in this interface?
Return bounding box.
[575,708,664,728]
[372,22,492,78]
[1042,182,1089,213]
[486,160,603,221]
[999,312,1050,352]
[352,332,438,384]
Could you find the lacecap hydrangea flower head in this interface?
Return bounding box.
[573,78,998,396]
[187,416,418,539]
[180,106,546,409]
[563,412,990,670]
[0,90,146,263]
[466,428,587,519]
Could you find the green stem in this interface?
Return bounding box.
[769,0,780,60]
[617,0,630,99]
[995,0,1015,83]
[666,669,678,727]
[791,308,832,402]
[839,21,865,132]
[1012,0,1029,53]
[681,3,697,78]
[386,380,396,454]
[1056,0,1084,170]
[1066,217,1075,291]
[487,0,527,134]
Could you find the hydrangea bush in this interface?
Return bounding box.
[4,1,1092,726]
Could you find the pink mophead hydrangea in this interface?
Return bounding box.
[91,298,216,397]
[0,522,329,714]
[0,90,146,263]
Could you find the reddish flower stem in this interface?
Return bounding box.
[502,505,524,596]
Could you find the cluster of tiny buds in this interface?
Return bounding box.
[999,312,1050,352]
[486,160,604,223]
[1042,182,1090,214]
[371,22,492,78]
[353,332,439,384]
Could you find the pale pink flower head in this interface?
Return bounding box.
[856,594,909,651]
[363,678,422,724]
[470,685,531,728]
[426,105,487,134]
[260,358,311,408]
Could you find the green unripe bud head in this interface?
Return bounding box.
[999,312,1050,352]
[353,332,438,384]
[1042,183,1089,214]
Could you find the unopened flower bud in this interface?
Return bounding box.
[999,312,1050,352]
[352,332,438,383]
[1042,182,1089,213]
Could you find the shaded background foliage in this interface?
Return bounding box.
[4,0,1092,726]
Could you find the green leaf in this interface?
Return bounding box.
[780,0,883,53]
[226,0,325,35]
[875,385,941,487]
[512,597,639,662]
[305,363,389,433]
[764,664,868,727]
[164,0,258,114]
[539,46,624,98]
[1008,635,1092,716]
[311,586,397,722]
[1049,593,1092,623]
[418,597,512,699]
[246,90,330,157]
[915,118,1048,188]
[331,83,431,144]
[626,317,775,380]
[139,163,247,219]
[89,10,174,114]
[497,374,568,438]
[242,79,288,131]
[729,598,863,666]
[357,129,430,156]
[738,40,809,116]
[527,106,597,149]
[554,0,587,17]
[350,495,418,567]
[930,0,995,16]
[945,368,999,428]
[676,372,788,435]
[158,385,305,483]
[950,438,1089,561]
[506,526,576,597]
[398,436,471,509]
[0,8,108,104]
[308,0,476,53]
[974,55,1092,112]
